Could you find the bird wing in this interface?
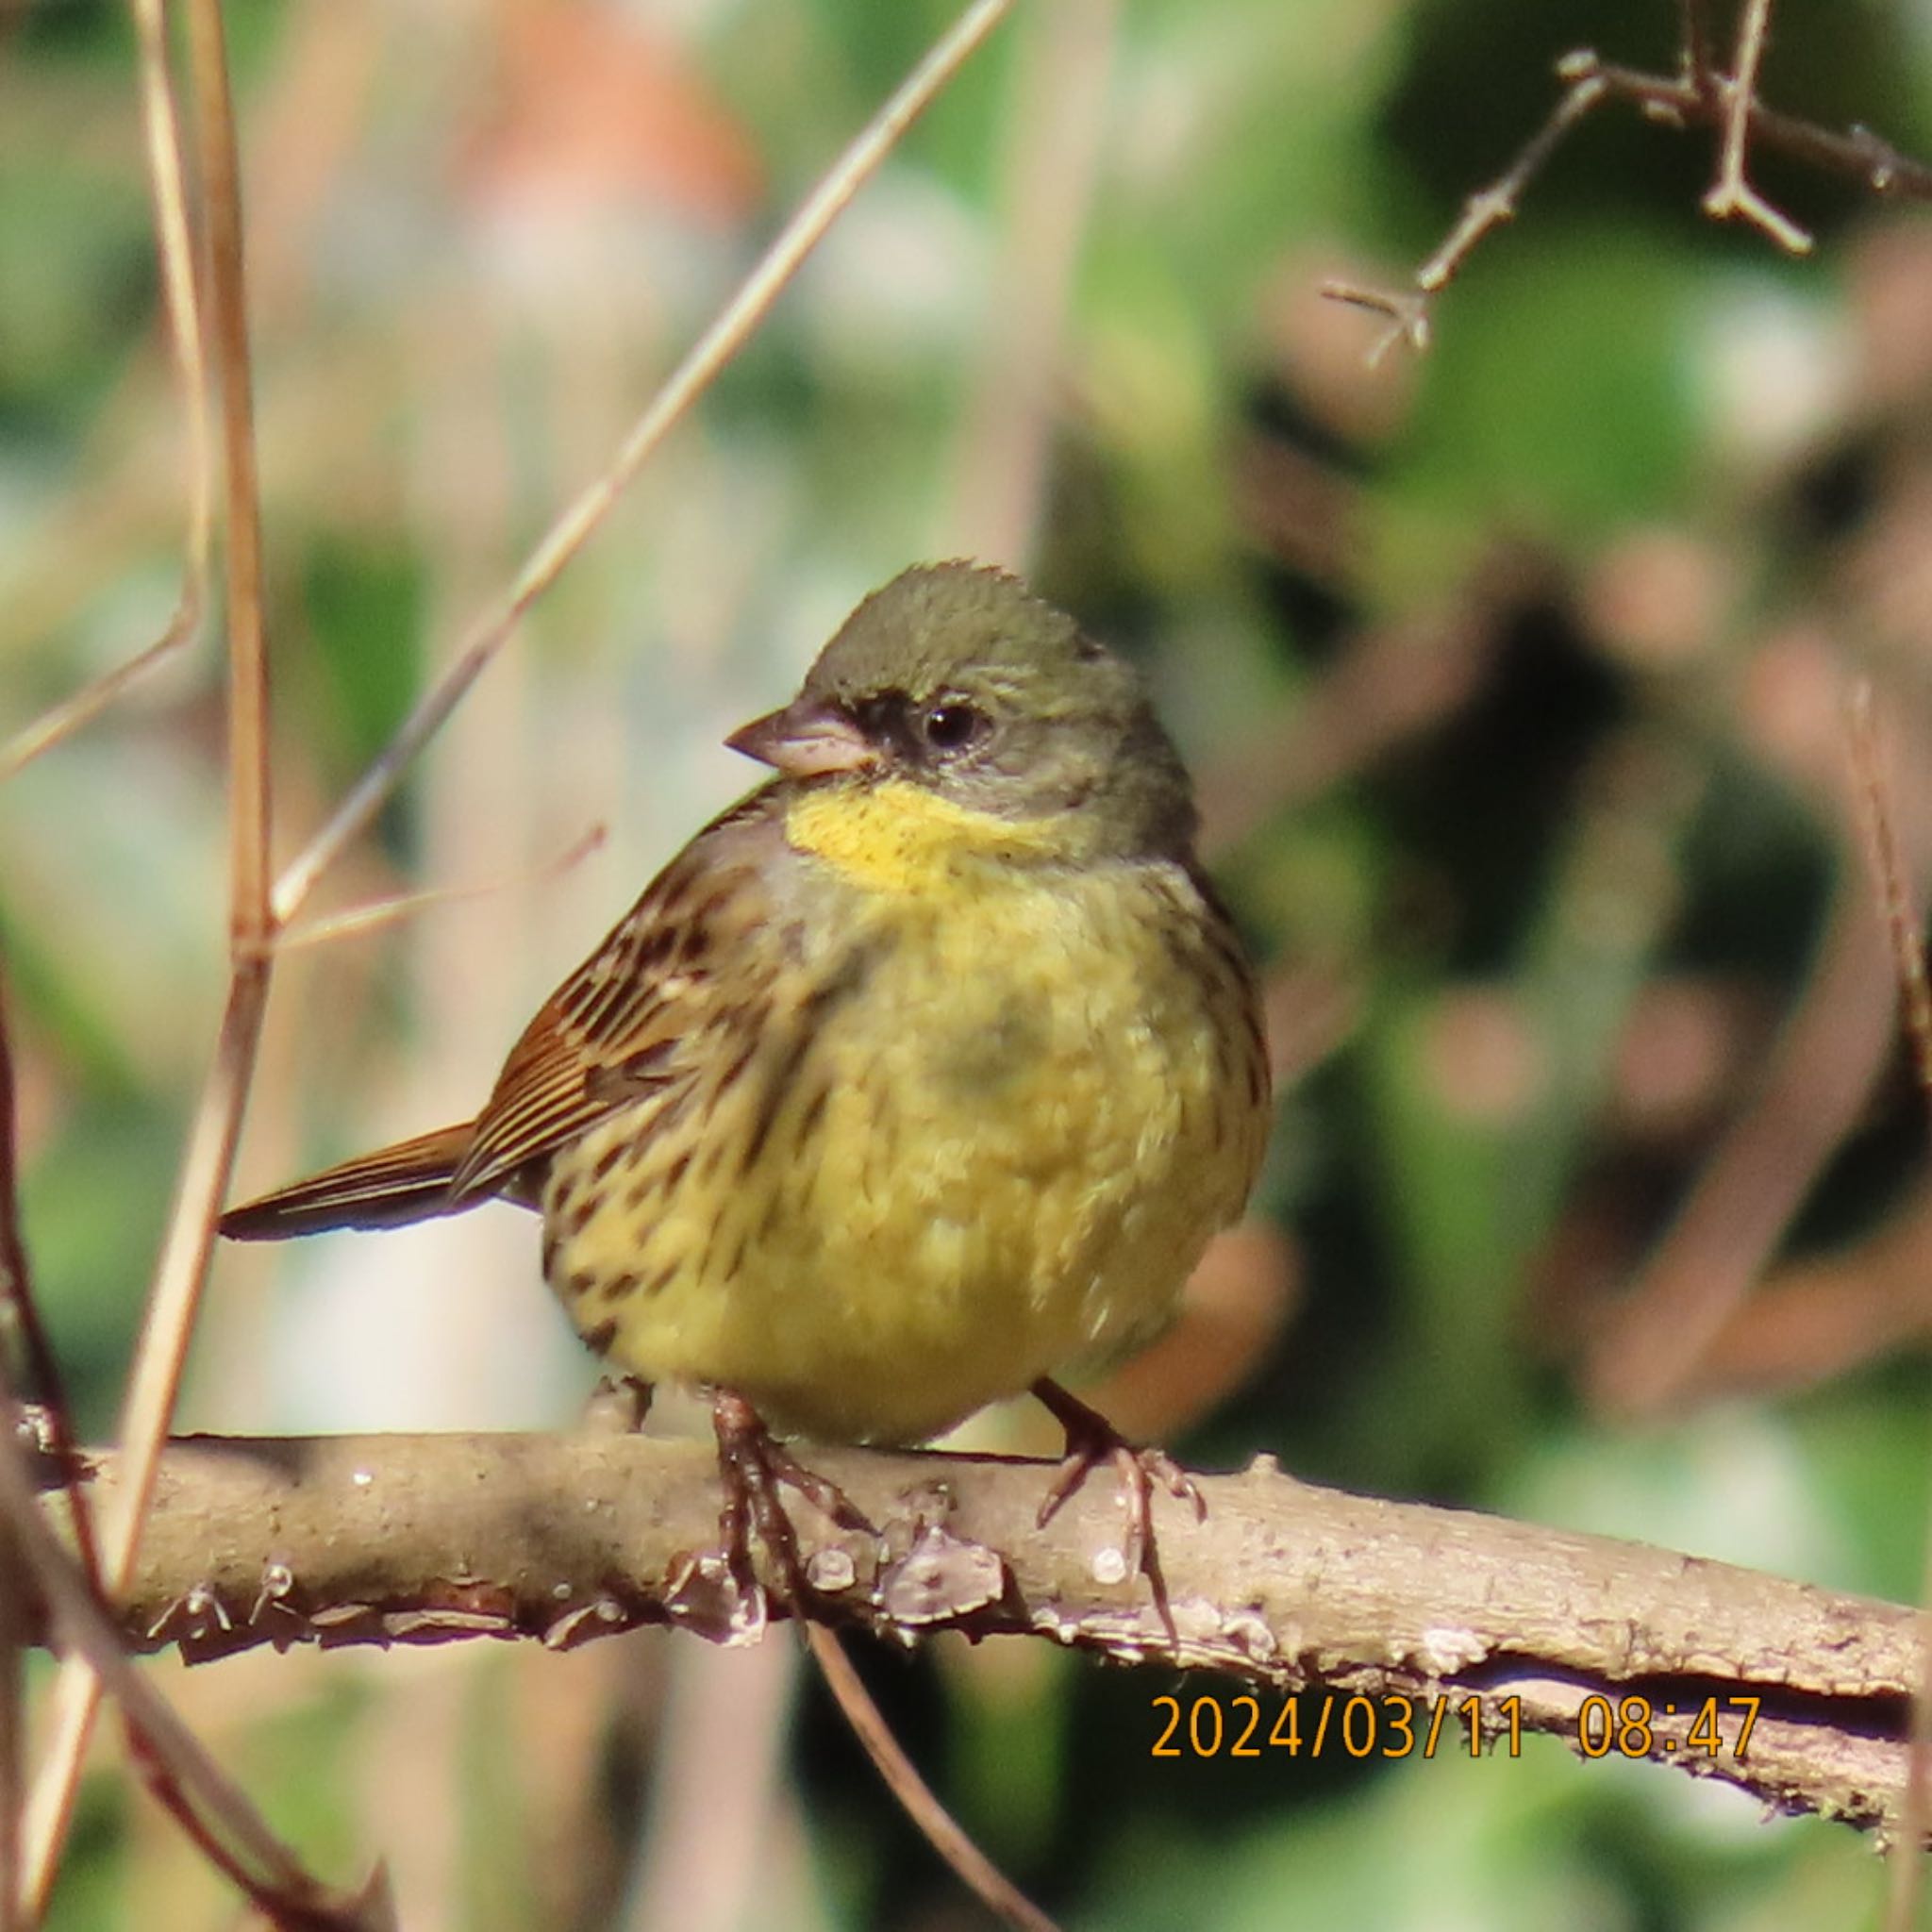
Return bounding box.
[447,787,790,1201]
[221,1123,479,1239]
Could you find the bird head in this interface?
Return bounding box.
[725,561,1198,861]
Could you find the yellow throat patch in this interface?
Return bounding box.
[782,779,1068,893]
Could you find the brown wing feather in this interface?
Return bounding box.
[446,788,789,1200]
[221,1124,475,1240]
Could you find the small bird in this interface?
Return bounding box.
[224,561,1271,1611]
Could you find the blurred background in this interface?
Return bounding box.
[7,0,1932,1924]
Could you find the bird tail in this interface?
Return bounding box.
[220,1124,478,1241]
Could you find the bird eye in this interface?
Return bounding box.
[921,701,987,755]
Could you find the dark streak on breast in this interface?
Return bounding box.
[739,941,879,1177]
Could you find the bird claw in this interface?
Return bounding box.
[709,1389,874,1618]
[1031,1378,1203,1621]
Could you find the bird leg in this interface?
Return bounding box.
[581,1373,654,1435]
[1030,1377,1205,1588]
[708,1388,874,1612]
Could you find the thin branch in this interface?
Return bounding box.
[187,0,275,950]
[0,1407,388,1931]
[20,0,284,1901]
[0,975,84,1932]
[0,1503,16,1932]
[25,0,1022,1910]
[1324,58,1611,359]
[0,0,213,785]
[1844,685,1932,1932]
[22,970,275,1918]
[0,969,92,1927]
[804,1624,1060,1932]
[1849,685,1932,1092]
[1677,0,1714,89]
[275,823,608,953]
[0,981,97,1591]
[946,0,1117,569]
[31,1430,1924,1837]
[269,0,1018,926]
[0,619,196,787]
[1325,41,1932,353]
[1702,0,1812,253]
[1584,856,1898,1416]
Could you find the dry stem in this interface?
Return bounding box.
[804,1624,1060,1932]
[24,6,279,1902]
[18,1,1020,1916]
[1844,684,1932,1932]
[269,0,1019,925]
[0,0,212,785]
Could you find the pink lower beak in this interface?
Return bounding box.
[724,699,876,777]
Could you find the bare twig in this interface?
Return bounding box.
[0,622,195,788]
[1323,58,1611,359]
[1584,853,1898,1417]
[26,0,1021,1909]
[1843,685,1932,1932]
[1325,38,1932,352]
[1702,0,1812,253]
[270,0,1018,925]
[0,1504,16,1932]
[0,1407,388,1931]
[947,0,1117,569]
[0,972,88,1932]
[1677,0,1714,89]
[21,0,280,1905]
[22,1431,1924,1837]
[189,0,275,946]
[0,983,97,1594]
[22,971,274,1917]
[275,823,608,953]
[0,967,94,1929]
[0,0,213,785]
[805,1624,1060,1932]
[1849,685,1932,1091]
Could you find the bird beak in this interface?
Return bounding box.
[724,699,876,777]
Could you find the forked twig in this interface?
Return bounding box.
[1702,0,1812,252]
[803,1623,1061,1932]
[1325,14,1932,354]
[1325,58,1611,359]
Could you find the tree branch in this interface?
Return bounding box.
[29,1431,1922,1836]
[1325,38,1932,355]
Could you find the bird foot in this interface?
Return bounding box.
[1031,1377,1204,1607]
[709,1389,874,1623]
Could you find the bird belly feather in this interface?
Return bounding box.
[543,844,1261,1445]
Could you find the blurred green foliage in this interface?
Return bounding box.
[7,0,1932,1927]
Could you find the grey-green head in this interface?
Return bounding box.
[726,561,1198,861]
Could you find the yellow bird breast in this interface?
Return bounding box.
[543,781,1265,1446]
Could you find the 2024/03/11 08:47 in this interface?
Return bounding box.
[1150,1692,1762,1761]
